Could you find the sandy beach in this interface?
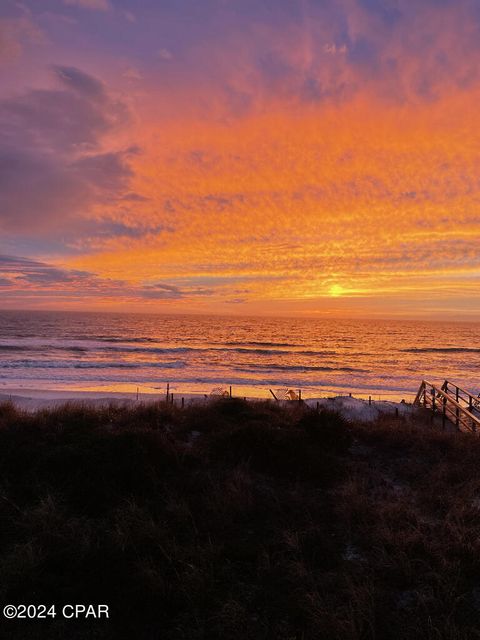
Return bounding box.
[0,387,414,422]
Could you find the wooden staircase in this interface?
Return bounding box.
[414,379,480,433]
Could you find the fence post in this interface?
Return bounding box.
[166,383,170,403]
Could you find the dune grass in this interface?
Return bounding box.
[0,398,479,639]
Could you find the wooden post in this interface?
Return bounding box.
[229,385,232,398]
[181,397,184,408]
[316,401,319,412]
[298,389,302,403]
[136,387,139,401]
[170,392,174,405]
[369,396,371,406]
[166,383,170,403]
[442,397,446,430]
[395,407,399,418]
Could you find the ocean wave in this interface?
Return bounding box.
[104,345,292,356]
[96,336,158,344]
[223,340,300,348]
[0,340,340,359]
[402,347,480,354]
[106,345,336,357]
[0,360,186,370]
[296,350,338,357]
[104,346,196,355]
[216,347,336,356]
[238,363,367,373]
[0,343,288,357]
[223,347,292,355]
[0,343,99,354]
[0,341,194,355]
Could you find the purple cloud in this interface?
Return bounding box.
[0,254,93,285]
[0,254,214,302]
[0,65,135,232]
[53,65,107,100]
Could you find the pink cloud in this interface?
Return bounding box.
[0,15,44,63]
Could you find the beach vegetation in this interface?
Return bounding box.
[0,399,479,639]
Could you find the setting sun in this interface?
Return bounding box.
[329,285,345,298]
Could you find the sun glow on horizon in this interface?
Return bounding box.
[329,285,345,298]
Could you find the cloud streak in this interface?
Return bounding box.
[0,254,216,307]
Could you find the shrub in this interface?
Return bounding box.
[297,408,352,453]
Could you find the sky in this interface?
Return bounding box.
[1,0,480,318]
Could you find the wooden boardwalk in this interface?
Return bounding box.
[414,379,480,433]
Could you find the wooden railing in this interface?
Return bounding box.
[414,380,480,433]
[441,380,480,414]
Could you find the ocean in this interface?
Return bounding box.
[0,310,479,401]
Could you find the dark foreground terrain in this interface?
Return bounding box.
[0,399,480,640]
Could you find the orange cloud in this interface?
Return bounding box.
[59,86,480,317]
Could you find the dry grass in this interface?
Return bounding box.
[0,399,479,639]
